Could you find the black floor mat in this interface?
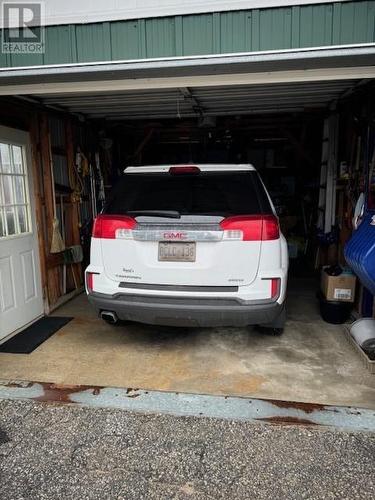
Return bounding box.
[0,316,73,354]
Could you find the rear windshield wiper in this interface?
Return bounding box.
[127,210,181,219]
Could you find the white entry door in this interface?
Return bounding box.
[0,126,44,341]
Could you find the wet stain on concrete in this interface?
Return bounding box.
[271,346,314,363]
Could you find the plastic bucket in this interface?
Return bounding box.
[318,293,351,324]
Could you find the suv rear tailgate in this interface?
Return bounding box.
[100,224,262,287]
[100,169,273,288]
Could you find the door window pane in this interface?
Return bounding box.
[0,144,12,173]
[5,207,16,235]
[2,175,13,204]
[14,175,26,204]
[17,205,28,233]
[12,145,23,174]
[0,142,30,237]
[0,209,4,237]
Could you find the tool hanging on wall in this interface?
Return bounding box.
[63,244,83,290]
[89,162,97,220]
[317,114,339,234]
[95,152,106,210]
[49,135,66,254]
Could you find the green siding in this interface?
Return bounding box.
[182,14,214,56]
[0,46,8,68]
[44,25,77,64]
[7,27,44,67]
[259,8,293,50]
[0,1,374,68]
[220,11,252,54]
[75,23,111,62]
[111,20,141,60]
[145,18,176,58]
[299,5,333,47]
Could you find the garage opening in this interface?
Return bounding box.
[1,76,374,408]
[34,79,372,282]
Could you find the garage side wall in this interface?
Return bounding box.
[0,102,90,309]
[0,1,374,68]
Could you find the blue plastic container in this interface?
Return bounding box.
[344,212,375,296]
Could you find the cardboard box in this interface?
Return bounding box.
[321,268,356,303]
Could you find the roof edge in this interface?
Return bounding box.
[1,43,374,76]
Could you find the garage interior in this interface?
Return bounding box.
[1,73,375,409]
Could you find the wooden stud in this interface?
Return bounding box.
[39,113,61,305]
[65,118,83,286]
[29,114,48,303]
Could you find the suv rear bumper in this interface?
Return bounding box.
[88,292,285,327]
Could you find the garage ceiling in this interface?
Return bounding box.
[32,79,365,121]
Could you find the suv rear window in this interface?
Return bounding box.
[105,171,272,216]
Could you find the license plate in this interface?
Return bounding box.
[158,242,196,262]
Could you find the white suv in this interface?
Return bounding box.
[86,164,288,332]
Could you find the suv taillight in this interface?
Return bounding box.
[220,215,279,241]
[271,278,281,300]
[92,214,136,239]
[86,272,94,293]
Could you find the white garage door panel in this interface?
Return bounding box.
[0,127,43,341]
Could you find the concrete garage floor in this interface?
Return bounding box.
[1,279,375,409]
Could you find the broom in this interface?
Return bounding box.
[49,136,65,254]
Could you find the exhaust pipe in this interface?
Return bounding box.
[100,311,118,324]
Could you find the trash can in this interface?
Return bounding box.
[318,292,352,324]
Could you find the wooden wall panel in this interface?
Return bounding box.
[29,115,48,302]
[39,113,61,306]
